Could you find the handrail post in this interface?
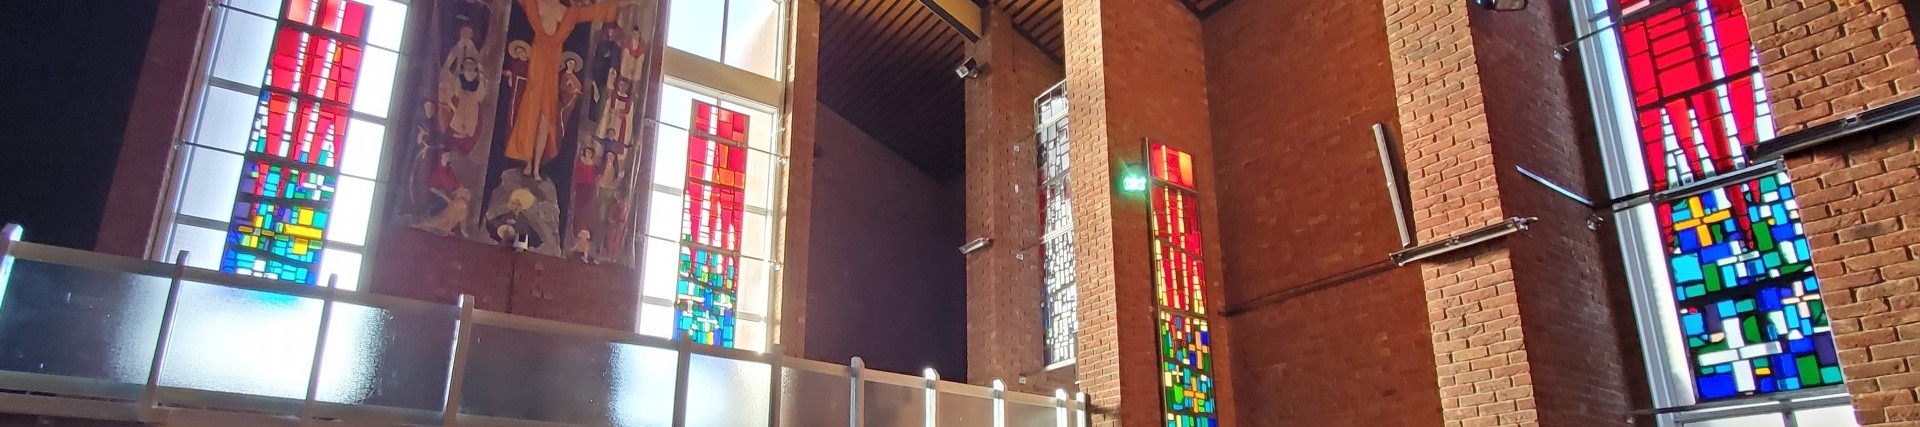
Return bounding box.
[991,379,1005,427]
[671,337,693,427]
[300,275,340,424]
[139,250,190,422]
[1075,392,1088,427]
[849,357,865,427]
[923,368,939,427]
[442,294,476,426]
[1053,389,1068,427]
[0,224,23,315]
[767,344,785,427]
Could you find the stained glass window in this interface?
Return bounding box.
[1594,0,1838,401]
[1038,83,1077,366]
[674,101,751,347]
[221,0,370,285]
[1147,143,1214,427]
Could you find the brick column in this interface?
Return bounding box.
[963,8,1069,393]
[1744,0,1920,423]
[1383,0,1638,425]
[1061,0,1231,424]
[779,0,821,359]
[97,0,214,257]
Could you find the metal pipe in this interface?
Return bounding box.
[441,294,476,426]
[850,357,865,427]
[671,338,693,427]
[301,275,340,422]
[767,343,786,427]
[1373,123,1414,248]
[140,250,191,421]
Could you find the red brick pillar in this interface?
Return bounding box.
[1743,0,1920,423]
[97,0,214,257]
[1061,0,1232,425]
[778,0,821,359]
[1383,0,1639,425]
[963,8,1069,393]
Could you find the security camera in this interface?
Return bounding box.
[954,57,982,79]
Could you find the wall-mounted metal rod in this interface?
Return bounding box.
[1374,123,1416,249]
[1389,217,1538,265]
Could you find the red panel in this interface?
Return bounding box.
[1617,0,1765,190]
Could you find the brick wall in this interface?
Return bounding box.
[782,0,821,358]
[963,8,1074,394]
[1061,0,1228,424]
[96,0,206,257]
[369,228,639,330]
[1743,0,1920,423]
[1199,0,1444,425]
[806,105,968,378]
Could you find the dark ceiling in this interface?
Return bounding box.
[816,0,1235,179]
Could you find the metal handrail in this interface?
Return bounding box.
[0,225,1090,426]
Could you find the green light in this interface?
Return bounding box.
[1122,175,1149,192]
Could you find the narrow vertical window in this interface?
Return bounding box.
[1575,0,1846,414]
[1037,83,1077,366]
[675,101,751,347]
[1147,143,1214,427]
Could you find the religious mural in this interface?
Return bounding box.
[395,0,662,265]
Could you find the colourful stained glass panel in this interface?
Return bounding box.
[222,0,368,286]
[1038,84,1077,365]
[1619,0,1767,190]
[675,101,750,348]
[1146,142,1214,425]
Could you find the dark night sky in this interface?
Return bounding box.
[0,2,158,249]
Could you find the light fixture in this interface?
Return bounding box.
[954,57,982,79]
[958,237,992,254]
[1470,0,1528,11]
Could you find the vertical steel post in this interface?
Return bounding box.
[1373,123,1415,248]
[991,379,1005,427]
[1053,389,1068,427]
[849,357,865,427]
[923,369,939,427]
[301,275,340,423]
[442,294,476,426]
[671,337,693,427]
[767,344,785,427]
[140,250,190,421]
[0,224,23,316]
[1075,392,1088,427]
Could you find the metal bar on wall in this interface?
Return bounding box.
[441,294,476,426]
[1373,123,1415,248]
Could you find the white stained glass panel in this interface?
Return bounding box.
[744,149,777,210]
[658,85,712,130]
[666,0,724,61]
[317,249,364,291]
[179,148,244,222]
[653,126,690,191]
[328,176,377,246]
[169,224,229,270]
[360,0,407,51]
[743,212,770,259]
[642,237,679,300]
[737,258,769,316]
[193,86,262,153]
[736,319,766,353]
[722,101,778,154]
[341,119,386,179]
[227,0,283,18]
[353,48,400,118]
[639,303,674,338]
[647,192,683,240]
[723,0,781,79]
[211,9,276,85]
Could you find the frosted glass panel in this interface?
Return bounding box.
[353,48,400,117]
[685,354,771,427]
[179,147,243,222]
[779,367,851,427]
[158,282,323,400]
[309,303,455,413]
[211,9,276,84]
[639,303,675,338]
[723,0,781,79]
[1794,406,1861,427]
[653,127,690,191]
[1682,413,1786,427]
[193,86,260,152]
[609,344,677,427]
[169,224,228,270]
[745,150,777,210]
[1006,401,1055,427]
[657,85,712,130]
[317,249,363,291]
[642,237,679,300]
[936,393,993,427]
[340,119,386,179]
[743,212,770,259]
[648,193,684,239]
[864,382,925,427]
[461,324,621,424]
[361,0,407,50]
[666,0,723,60]
[737,258,769,316]
[737,319,766,353]
[329,176,376,246]
[637,301,675,338]
[0,259,170,397]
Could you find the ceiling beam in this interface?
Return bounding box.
[919,0,982,41]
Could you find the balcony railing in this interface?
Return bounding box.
[0,224,1086,426]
